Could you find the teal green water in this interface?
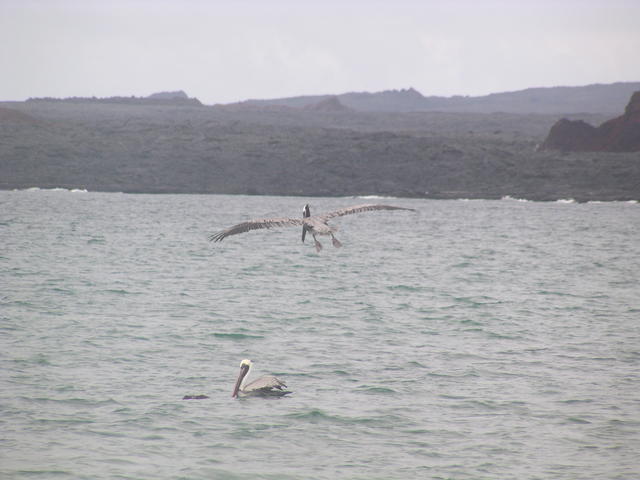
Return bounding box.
[1,191,639,479]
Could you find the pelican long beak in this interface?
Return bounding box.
[232,364,250,398]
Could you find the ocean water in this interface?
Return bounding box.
[1,190,639,480]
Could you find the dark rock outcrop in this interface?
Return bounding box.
[541,91,640,152]
[539,119,599,152]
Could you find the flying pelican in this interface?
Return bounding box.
[232,359,291,398]
[210,203,415,252]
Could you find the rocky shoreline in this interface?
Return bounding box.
[1,98,638,202]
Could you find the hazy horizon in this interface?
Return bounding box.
[2,0,639,104]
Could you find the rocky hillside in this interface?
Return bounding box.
[231,83,640,114]
[1,99,637,201]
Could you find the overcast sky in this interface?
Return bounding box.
[2,0,639,104]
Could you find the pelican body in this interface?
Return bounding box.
[232,359,290,398]
[210,203,415,252]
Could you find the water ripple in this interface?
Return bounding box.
[2,192,639,480]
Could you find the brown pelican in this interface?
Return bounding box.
[210,203,415,252]
[232,359,291,398]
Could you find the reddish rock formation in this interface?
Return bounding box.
[541,91,640,152]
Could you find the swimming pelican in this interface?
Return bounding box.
[210,203,415,252]
[232,359,291,398]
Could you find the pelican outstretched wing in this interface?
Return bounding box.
[243,375,290,396]
[320,204,415,220]
[209,217,304,242]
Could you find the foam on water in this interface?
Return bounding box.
[15,187,89,193]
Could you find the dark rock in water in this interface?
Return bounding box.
[541,91,640,152]
[183,394,209,400]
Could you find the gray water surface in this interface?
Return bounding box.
[1,191,639,479]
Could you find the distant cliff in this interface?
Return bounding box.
[27,90,202,106]
[228,83,640,114]
[541,91,640,152]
